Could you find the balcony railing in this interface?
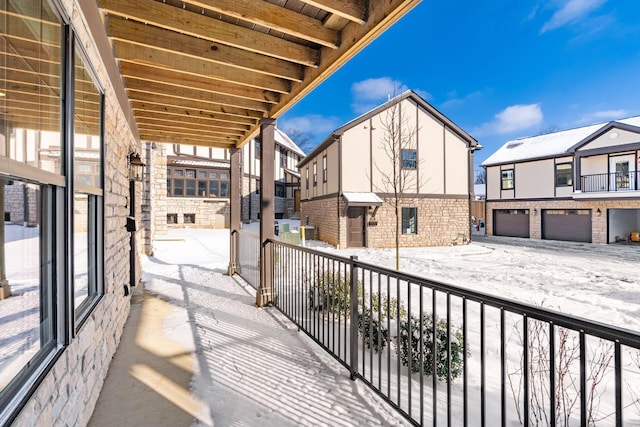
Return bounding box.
[234,230,260,289]
[581,171,638,193]
[265,239,640,426]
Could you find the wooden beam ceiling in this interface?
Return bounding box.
[91,0,422,148]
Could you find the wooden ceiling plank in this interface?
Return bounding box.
[135,117,246,136]
[181,0,339,48]
[139,131,237,147]
[119,62,279,104]
[128,91,263,120]
[130,101,257,127]
[124,78,272,113]
[99,0,319,66]
[137,122,243,138]
[107,17,303,82]
[114,42,291,94]
[133,111,251,131]
[302,0,366,24]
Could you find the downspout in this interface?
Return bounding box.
[337,135,342,248]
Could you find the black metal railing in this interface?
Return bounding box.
[235,230,260,289]
[581,171,638,193]
[267,239,640,426]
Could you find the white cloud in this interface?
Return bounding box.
[578,109,628,123]
[473,104,544,136]
[541,0,607,33]
[279,114,340,136]
[351,77,409,114]
[441,90,483,109]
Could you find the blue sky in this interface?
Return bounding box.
[278,0,640,171]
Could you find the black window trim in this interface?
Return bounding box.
[501,168,515,190]
[555,162,573,187]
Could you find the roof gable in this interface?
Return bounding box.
[568,121,640,152]
[482,116,640,166]
[299,90,476,167]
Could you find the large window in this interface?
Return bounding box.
[275,182,286,198]
[313,162,317,186]
[305,168,309,189]
[73,43,104,316]
[555,163,573,187]
[401,150,417,169]
[322,155,327,183]
[167,165,230,198]
[402,207,418,234]
[501,169,514,190]
[0,0,66,414]
[280,147,287,167]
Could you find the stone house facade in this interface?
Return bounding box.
[299,91,479,249]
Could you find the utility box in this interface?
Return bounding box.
[303,226,315,240]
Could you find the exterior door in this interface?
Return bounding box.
[294,189,300,212]
[609,155,636,191]
[347,207,365,247]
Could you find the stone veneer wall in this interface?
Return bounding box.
[10,0,138,425]
[165,198,230,228]
[300,195,340,246]
[365,197,470,248]
[4,183,39,227]
[486,199,640,243]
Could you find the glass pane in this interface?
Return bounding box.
[209,181,218,196]
[74,47,102,189]
[185,179,195,196]
[220,181,229,197]
[185,169,195,178]
[197,171,207,178]
[197,181,207,197]
[220,172,229,180]
[173,180,183,196]
[209,171,218,179]
[0,178,54,394]
[0,0,63,175]
[174,170,184,177]
[73,193,89,307]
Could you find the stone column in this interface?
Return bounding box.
[257,118,275,307]
[228,147,241,275]
[0,179,10,299]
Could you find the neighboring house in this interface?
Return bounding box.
[145,128,304,232]
[298,90,479,249]
[481,117,640,243]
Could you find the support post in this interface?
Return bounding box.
[349,255,359,380]
[228,147,241,276]
[257,118,275,307]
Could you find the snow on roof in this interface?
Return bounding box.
[342,192,383,205]
[274,128,306,158]
[482,116,640,166]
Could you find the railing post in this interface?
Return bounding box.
[257,239,273,306]
[228,230,237,276]
[349,255,358,380]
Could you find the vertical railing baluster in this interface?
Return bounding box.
[386,274,391,398]
[523,315,529,427]
[447,293,451,427]
[419,285,424,426]
[377,271,382,391]
[615,341,622,427]
[397,276,402,407]
[463,297,468,427]
[349,256,358,381]
[549,323,555,427]
[501,309,506,427]
[432,288,437,426]
[580,331,586,427]
[481,303,485,427]
[407,281,412,418]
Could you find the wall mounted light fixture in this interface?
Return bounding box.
[128,152,145,181]
[595,208,602,217]
[533,208,537,215]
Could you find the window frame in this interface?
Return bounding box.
[501,169,515,190]
[401,150,417,169]
[401,207,418,235]
[555,162,573,187]
[167,165,230,198]
[322,155,327,183]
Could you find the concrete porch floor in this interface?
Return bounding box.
[89,229,407,427]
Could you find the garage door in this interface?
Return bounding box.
[542,209,592,242]
[494,209,530,238]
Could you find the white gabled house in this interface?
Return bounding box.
[482,117,640,243]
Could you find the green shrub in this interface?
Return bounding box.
[397,313,464,381]
[308,272,360,318]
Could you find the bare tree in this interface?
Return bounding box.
[281,127,316,154]
[372,93,419,271]
[475,168,487,184]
